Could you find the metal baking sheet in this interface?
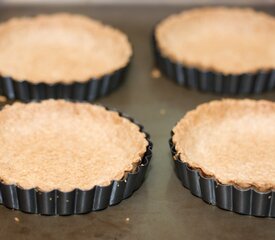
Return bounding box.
[0,3,275,239]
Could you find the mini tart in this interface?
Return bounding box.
[154,7,275,94]
[0,100,148,192]
[172,99,275,192]
[0,13,132,101]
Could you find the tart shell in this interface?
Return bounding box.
[0,106,152,215]
[153,7,275,95]
[0,13,132,101]
[169,99,275,217]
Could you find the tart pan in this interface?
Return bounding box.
[0,64,129,102]
[153,34,275,95]
[169,134,275,217]
[0,108,152,215]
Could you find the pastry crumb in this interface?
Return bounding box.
[160,109,166,115]
[14,217,20,223]
[151,68,161,79]
[0,96,7,103]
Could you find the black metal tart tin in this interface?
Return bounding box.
[0,64,130,102]
[153,32,275,95]
[169,134,275,217]
[0,107,152,215]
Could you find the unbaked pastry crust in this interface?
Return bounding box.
[0,100,147,192]
[173,99,275,192]
[0,13,132,84]
[156,7,275,75]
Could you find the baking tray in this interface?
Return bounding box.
[0,3,275,240]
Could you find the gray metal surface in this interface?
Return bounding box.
[0,4,274,240]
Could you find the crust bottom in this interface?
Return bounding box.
[0,100,148,192]
[155,7,275,75]
[0,13,132,84]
